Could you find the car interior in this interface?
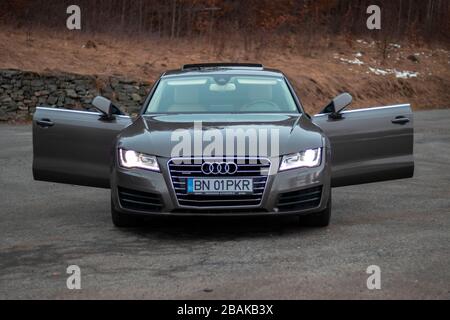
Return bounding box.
[149,76,297,113]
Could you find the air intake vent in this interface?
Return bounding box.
[168,158,270,208]
[118,187,163,212]
[276,186,322,212]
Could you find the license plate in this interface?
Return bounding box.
[187,178,253,194]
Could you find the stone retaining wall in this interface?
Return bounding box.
[0,69,152,121]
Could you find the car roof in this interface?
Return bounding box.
[162,63,285,78]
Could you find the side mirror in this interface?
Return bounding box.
[320,93,353,119]
[92,96,113,119]
[333,93,353,114]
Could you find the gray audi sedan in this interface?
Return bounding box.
[32,63,414,228]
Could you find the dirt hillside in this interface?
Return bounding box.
[1,29,449,114]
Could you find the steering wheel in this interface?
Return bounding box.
[241,100,279,111]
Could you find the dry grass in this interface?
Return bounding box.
[1,27,449,114]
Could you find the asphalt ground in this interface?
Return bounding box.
[0,109,449,299]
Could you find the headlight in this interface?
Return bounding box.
[279,148,322,171]
[119,149,160,172]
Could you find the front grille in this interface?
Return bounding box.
[118,187,163,212]
[172,208,268,215]
[168,158,271,207]
[276,186,322,212]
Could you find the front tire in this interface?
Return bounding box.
[111,199,140,228]
[299,190,331,228]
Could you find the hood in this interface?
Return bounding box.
[118,113,324,158]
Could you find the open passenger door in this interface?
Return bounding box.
[312,99,414,187]
[33,105,132,188]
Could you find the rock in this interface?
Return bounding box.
[65,97,76,106]
[117,93,128,101]
[82,40,97,49]
[47,84,58,92]
[61,82,75,89]
[1,96,12,103]
[407,55,420,63]
[38,97,47,104]
[123,84,135,91]
[30,80,44,87]
[16,111,29,120]
[47,96,58,105]
[1,70,21,78]
[102,92,113,100]
[138,87,148,95]
[34,90,50,97]
[109,78,120,89]
[5,103,18,112]
[12,95,24,102]
[73,79,87,86]
[0,69,156,121]
[119,78,134,84]
[65,89,78,98]
[131,93,141,102]
[0,109,8,121]
[101,84,113,95]
[56,96,65,106]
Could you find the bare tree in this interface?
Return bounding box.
[0,0,448,44]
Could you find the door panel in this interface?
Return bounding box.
[33,107,132,188]
[312,104,414,187]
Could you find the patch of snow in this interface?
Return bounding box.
[368,67,419,79]
[340,57,364,65]
[395,70,418,79]
[369,67,389,76]
[390,43,401,49]
[355,52,363,57]
[356,39,369,45]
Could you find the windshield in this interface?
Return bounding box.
[145,75,299,114]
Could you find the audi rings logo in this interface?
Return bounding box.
[201,162,238,175]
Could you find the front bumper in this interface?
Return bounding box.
[111,156,331,217]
